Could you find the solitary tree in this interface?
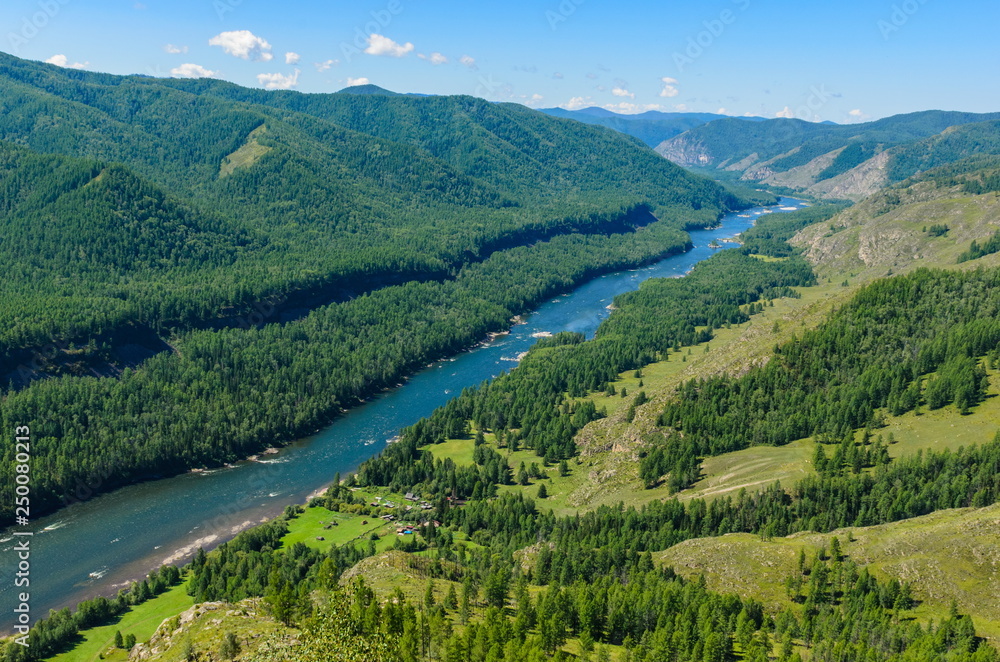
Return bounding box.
[220,631,241,660]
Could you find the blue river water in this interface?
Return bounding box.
[0,198,807,631]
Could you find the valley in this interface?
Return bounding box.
[1,24,999,662]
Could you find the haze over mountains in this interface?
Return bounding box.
[538,107,763,148]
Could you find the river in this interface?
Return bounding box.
[0,197,807,631]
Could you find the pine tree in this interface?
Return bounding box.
[220,632,240,660]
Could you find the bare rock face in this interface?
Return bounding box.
[807,150,890,200]
[655,136,713,167]
[657,131,895,202]
[723,153,761,172]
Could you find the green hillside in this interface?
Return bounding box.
[0,52,768,525]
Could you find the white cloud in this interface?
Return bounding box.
[460,54,477,70]
[717,107,728,115]
[314,59,338,72]
[848,109,870,121]
[552,72,564,79]
[604,102,666,114]
[775,106,795,118]
[170,63,218,78]
[659,76,679,98]
[285,52,300,65]
[564,96,593,110]
[164,44,188,54]
[256,69,299,90]
[346,76,371,87]
[209,30,273,61]
[418,52,448,65]
[45,54,87,69]
[673,103,689,112]
[611,87,634,98]
[509,93,545,107]
[364,34,414,57]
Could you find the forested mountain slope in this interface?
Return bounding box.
[0,52,767,524]
[0,52,753,361]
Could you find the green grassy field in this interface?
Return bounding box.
[219,125,271,177]
[418,437,476,466]
[280,501,396,553]
[49,581,194,662]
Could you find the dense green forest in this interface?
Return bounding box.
[0,52,773,523]
[0,51,759,359]
[0,219,703,522]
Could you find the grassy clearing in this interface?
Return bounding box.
[419,437,476,466]
[219,125,271,177]
[679,438,815,502]
[881,382,1000,459]
[657,503,1000,643]
[281,504,392,552]
[48,581,194,662]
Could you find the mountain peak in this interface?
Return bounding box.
[335,84,400,96]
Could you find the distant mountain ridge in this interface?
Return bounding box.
[656,110,1000,199]
[539,106,765,147]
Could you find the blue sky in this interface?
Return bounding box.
[2,0,998,122]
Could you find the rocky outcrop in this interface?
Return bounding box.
[806,150,891,200]
[655,136,714,167]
